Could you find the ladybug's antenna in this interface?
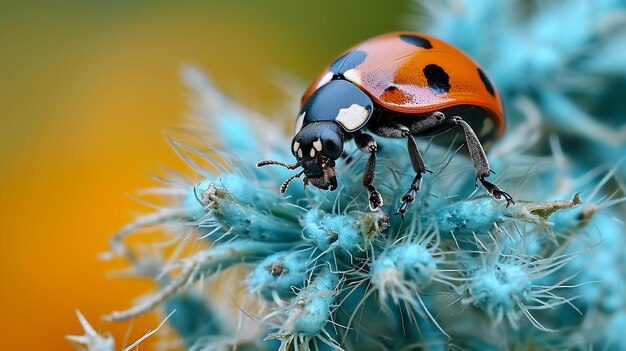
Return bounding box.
[257,160,301,170]
[280,170,305,193]
[257,160,304,193]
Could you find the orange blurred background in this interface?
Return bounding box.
[0,1,411,349]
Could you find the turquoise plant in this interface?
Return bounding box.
[70,1,625,350]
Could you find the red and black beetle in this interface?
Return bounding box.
[259,32,513,217]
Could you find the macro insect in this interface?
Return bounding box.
[258,32,514,217]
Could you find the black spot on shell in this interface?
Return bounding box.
[399,34,433,49]
[329,53,348,74]
[423,64,450,94]
[477,68,495,96]
[329,50,367,76]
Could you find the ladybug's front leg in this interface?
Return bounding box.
[452,116,515,206]
[354,131,384,212]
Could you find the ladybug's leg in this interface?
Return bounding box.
[397,126,433,219]
[452,116,515,206]
[373,123,432,219]
[370,114,446,218]
[353,131,383,212]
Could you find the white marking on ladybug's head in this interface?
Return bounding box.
[315,71,334,90]
[294,112,305,135]
[335,103,369,132]
[312,138,322,152]
[297,148,303,158]
[310,148,316,157]
[293,141,301,153]
[479,118,494,137]
[343,69,362,85]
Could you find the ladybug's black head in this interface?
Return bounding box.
[291,121,344,190]
[256,121,345,193]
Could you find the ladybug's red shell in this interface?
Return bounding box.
[302,32,505,138]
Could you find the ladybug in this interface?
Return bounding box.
[259,32,513,217]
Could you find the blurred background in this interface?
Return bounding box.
[0,1,415,349]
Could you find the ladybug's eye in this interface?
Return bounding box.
[322,136,343,160]
[318,123,344,160]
